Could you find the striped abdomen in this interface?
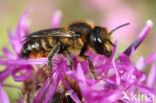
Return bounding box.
[20,38,55,58]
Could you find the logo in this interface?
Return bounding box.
[122,91,155,102]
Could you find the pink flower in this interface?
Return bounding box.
[0,9,156,103]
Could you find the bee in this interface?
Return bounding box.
[20,20,129,79]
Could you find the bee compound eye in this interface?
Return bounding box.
[97,37,103,44]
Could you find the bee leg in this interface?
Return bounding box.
[79,55,97,80]
[47,42,61,78]
[65,50,74,70]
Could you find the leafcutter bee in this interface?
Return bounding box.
[20,20,129,79]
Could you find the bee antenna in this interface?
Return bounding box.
[106,39,115,47]
[109,22,130,35]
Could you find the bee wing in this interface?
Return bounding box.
[25,28,74,38]
[48,32,73,38]
[22,28,75,43]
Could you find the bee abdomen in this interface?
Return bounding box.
[20,38,53,58]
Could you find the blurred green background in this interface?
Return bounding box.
[0,0,156,102]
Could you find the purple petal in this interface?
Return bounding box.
[16,8,32,39]
[12,67,32,82]
[76,64,92,102]
[123,20,153,56]
[2,48,17,60]
[66,64,91,102]
[17,97,24,103]
[104,90,123,103]
[0,67,14,82]
[145,53,156,65]
[44,72,60,103]
[146,63,156,88]
[135,56,146,70]
[0,84,10,103]
[112,58,120,85]
[59,72,82,103]
[8,28,23,55]
[0,58,47,66]
[105,41,117,64]
[127,47,135,57]
[116,54,136,84]
[33,79,50,103]
[77,63,87,81]
[8,8,32,54]
[51,10,62,28]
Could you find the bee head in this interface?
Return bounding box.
[89,26,114,57]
